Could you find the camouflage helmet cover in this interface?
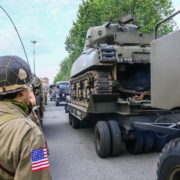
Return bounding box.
[0,56,33,95]
[32,76,42,88]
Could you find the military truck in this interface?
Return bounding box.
[150,10,180,180]
[67,14,180,158]
[55,81,69,106]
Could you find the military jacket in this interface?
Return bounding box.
[0,102,52,180]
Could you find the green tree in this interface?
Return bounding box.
[54,0,175,82]
[54,57,73,82]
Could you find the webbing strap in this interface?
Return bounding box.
[0,163,15,177]
[0,114,22,126]
[0,84,28,93]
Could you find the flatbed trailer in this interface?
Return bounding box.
[67,94,180,157]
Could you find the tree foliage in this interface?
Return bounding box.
[54,0,174,82]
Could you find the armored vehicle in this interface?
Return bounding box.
[55,81,69,106]
[67,14,180,158]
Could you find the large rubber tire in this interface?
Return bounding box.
[108,120,123,156]
[143,132,154,153]
[40,119,43,128]
[72,116,80,129]
[55,99,59,106]
[95,121,111,158]
[154,135,168,152]
[68,113,73,126]
[157,138,180,180]
[125,131,144,154]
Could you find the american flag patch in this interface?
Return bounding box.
[31,147,49,172]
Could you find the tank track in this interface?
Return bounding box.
[70,71,113,107]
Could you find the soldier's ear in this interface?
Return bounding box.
[17,90,24,97]
[18,88,27,97]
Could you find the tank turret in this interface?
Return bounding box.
[84,14,153,51]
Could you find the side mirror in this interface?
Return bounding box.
[154,10,180,39]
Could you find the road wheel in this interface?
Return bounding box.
[143,132,154,153]
[157,138,180,180]
[125,131,144,154]
[108,120,123,156]
[72,116,80,129]
[95,121,111,158]
[68,113,73,126]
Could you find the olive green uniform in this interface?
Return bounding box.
[32,76,45,119]
[0,101,52,180]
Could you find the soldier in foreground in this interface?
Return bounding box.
[0,56,51,180]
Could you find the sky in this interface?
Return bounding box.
[0,0,179,83]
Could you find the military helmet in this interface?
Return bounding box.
[32,76,42,88]
[0,56,33,95]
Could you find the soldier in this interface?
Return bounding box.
[29,86,42,128]
[43,85,48,105]
[32,76,44,122]
[0,56,52,180]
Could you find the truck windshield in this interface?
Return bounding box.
[59,83,69,90]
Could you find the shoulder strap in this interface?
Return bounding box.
[0,163,15,177]
[0,114,22,126]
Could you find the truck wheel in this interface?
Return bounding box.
[154,136,168,152]
[125,131,144,154]
[108,120,123,156]
[143,132,154,153]
[157,138,180,180]
[68,113,73,126]
[95,121,111,158]
[72,116,80,129]
[65,105,68,113]
[40,119,43,128]
[55,99,59,106]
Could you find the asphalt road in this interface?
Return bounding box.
[43,100,159,180]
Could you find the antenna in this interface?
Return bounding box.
[0,5,29,64]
